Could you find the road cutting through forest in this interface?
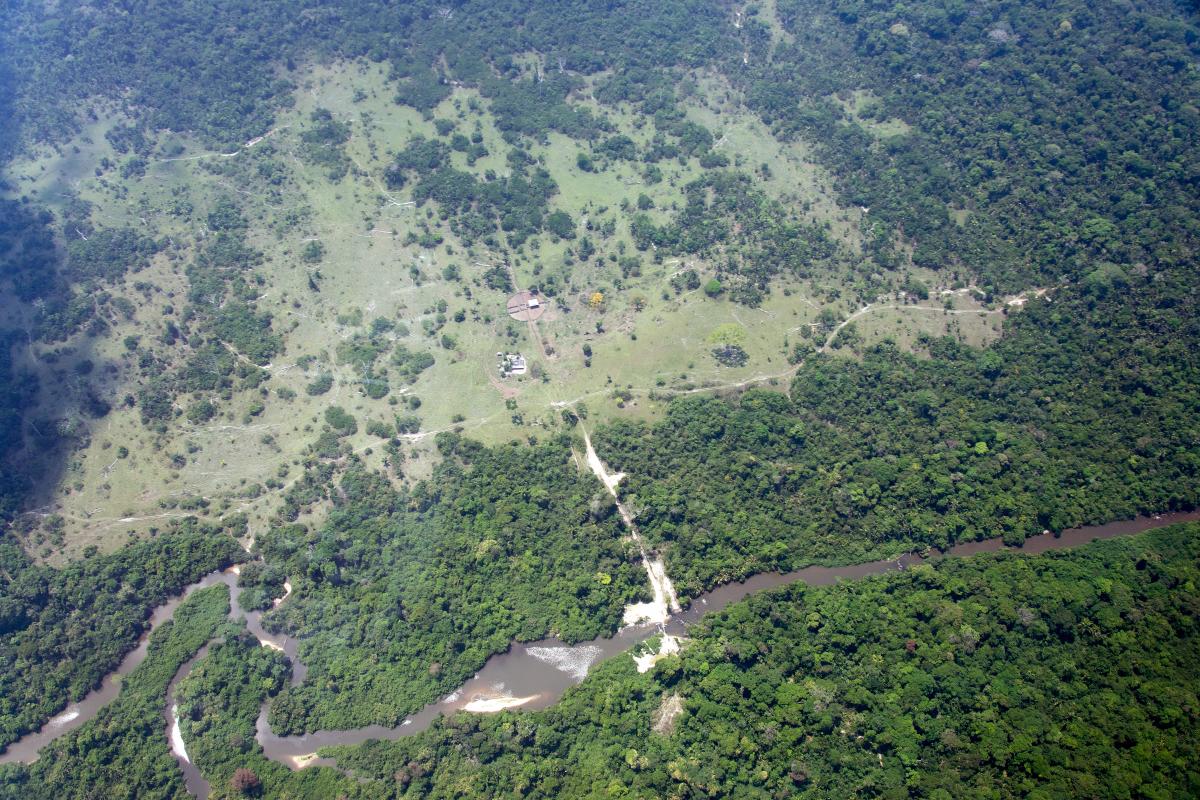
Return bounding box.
[581,427,681,626]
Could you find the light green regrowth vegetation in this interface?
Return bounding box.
[1,55,992,558]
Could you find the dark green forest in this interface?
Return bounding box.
[0,0,1198,796]
[596,268,1200,597]
[257,434,645,733]
[330,525,1200,799]
[0,583,230,799]
[230,259,1200,736]
[176,633,374,800]
[0,524,241,751]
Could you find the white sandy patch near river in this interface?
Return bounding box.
[581,428,681,627]
[584,431,627,496]
[273,580,293,608]
[258,580,294,649]
[622,557,681,626]
[169,704,191,763]
[462,694,540,712]
[634,634,683,673]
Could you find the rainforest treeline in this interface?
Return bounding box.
[0,0,1197,796]
[329,525,1200,800]
[3,0,1196,293]
[181,256,1200,737]
[596,267,1200,597]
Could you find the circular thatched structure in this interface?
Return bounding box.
[507,290,546,321]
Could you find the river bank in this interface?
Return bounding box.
[3,508,1198,793]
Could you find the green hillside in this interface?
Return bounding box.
[0,0,1197,797]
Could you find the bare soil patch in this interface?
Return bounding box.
[507,290,546,321]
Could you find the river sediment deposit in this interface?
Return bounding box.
[3,495,1197,797]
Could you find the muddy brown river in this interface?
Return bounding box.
[3,509,1198,798]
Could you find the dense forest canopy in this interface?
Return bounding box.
[205,243,1200,735]
[4,583,232,800]
[0,0,1195,295]
[330,524,1200,799]
[0,523,241,751]
[596,270,1200,595]
[0,0,1197,796]
[258,436,646,733]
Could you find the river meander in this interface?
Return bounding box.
[3,509,1198,797]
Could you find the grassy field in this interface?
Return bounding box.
[832,88,914,139]
[2,59,1017,559]
[682,71,867,248]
